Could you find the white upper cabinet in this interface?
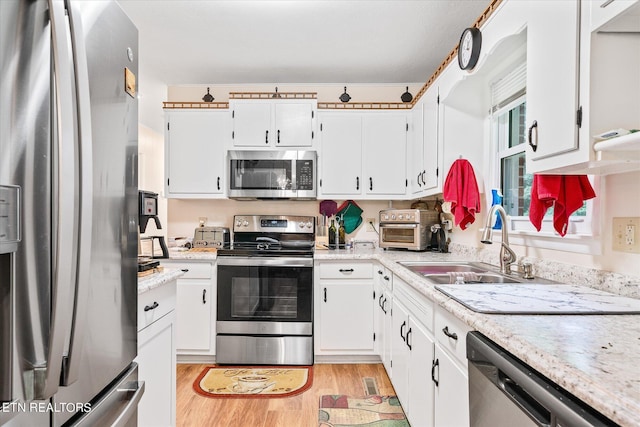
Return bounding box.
[525,0,582,173]
[231,100,315,147]
[591,0,640,32]
[318,111,408,200]
[318,113,363,197]
[524,0,640,174]
[363,113,408,197]
[409,87,440,197]
[164,110,228,198]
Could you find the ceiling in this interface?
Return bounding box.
[117,0,492,130]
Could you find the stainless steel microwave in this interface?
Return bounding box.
[228,150,317,199]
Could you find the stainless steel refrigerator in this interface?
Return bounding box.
[1,1,142,426]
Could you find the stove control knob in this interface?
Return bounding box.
[298,222,305,228]
[383,214,389,220]
[305,221,312,228]
[391,214,396,220]
[235,219,242,227]
[398,214,404,220]
[242,220,249,227]
[406,214,412,220]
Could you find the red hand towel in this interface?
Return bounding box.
[529,175,596,236]
[443,159,481,230]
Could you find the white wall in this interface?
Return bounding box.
[138,124,168,255]
[166,198,410,244]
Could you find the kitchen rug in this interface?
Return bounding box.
[194,365,313,398]
[319,395,409,426]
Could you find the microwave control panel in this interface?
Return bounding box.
[296,159,314,191]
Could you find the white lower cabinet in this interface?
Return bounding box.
[176,280,212,350]
[161,260,216,357]
[137,279,177,427]
[433,305,473,427]
[391,277,435,427]
[433,346,468,427]
[373,264,392,375]
[315,261,375,356]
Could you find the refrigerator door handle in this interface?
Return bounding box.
[70,363,144,427]
[38,0,80,400]
[111,381,146,427]
[60,0,95,387]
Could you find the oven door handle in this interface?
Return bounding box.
[217,256,313,268]
[380,223,419,228]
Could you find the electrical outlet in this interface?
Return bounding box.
[612,217,640,253]
[366,218,376,232]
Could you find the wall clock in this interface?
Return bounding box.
[458,27,482,70]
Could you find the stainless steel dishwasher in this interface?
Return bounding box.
[466,332,619,427]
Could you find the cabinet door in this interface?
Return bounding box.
[319,282,374,351]
[318,114,363,196]
[176,280,211,350]
[407,319,435,427]
[422,88,440,191]
[390,300,410,408]
[137,312,175,427]
[166,111,227,195]
[232,103,272,146]
[409,103,425,195]
[275,103,313,146]
[526,1,581,172]
[434,345,469,427]
[363,114,407,196]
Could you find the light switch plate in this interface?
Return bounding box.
[612,217,640,253]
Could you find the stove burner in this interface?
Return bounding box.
[219,214,316,258]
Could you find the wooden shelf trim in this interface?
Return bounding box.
[163,101,229,109]
[318,102,412,110]
[229,92,317,100]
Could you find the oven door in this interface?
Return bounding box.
[379,223,424,250]
[217,256,313,335]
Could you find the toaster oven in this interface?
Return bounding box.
[379,209,439,251]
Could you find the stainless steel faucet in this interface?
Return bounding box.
[481,204,518,275]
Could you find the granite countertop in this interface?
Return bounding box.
[138,268,185,294]
[316,248,640,426]
[168,247,218,260]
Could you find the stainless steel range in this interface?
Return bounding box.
[216,215,315,365]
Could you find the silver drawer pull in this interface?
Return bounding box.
[442,326,458,340]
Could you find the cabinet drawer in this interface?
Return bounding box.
[319,262,373,279]
[162,261,212,279]
[434,307,472,367]
[138,281,176,332]
[394,277,433,332]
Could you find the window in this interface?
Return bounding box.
[490,63,593,237]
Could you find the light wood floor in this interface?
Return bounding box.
[176,363,396,427]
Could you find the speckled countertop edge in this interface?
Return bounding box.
[138,268,184,294]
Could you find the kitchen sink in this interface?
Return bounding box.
[397,261,490,275]
[421,273,522,285]
[396,260,538,285]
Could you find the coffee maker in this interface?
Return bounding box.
[138,190,168,259]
